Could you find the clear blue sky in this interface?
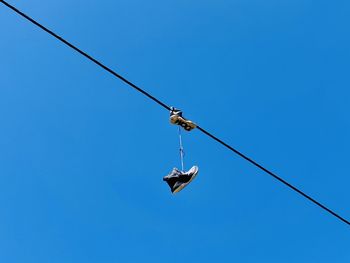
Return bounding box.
[1,0,350,262]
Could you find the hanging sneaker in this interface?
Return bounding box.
[163,166,199,194]
[170,107,197,131]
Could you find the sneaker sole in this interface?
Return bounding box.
[170,116,197,131]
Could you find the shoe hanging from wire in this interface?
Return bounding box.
[163,107,199,194]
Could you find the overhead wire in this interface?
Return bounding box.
[1,0,349,226]
[0,0,170,111]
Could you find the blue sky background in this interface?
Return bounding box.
[1,0,350,262]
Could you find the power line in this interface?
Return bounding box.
[0,0,170,111]
[197,126,350,226]
[1,0,349,227]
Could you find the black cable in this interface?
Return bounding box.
[0,0,170,111]
[197,126,350,226]
[1,0,349,226]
